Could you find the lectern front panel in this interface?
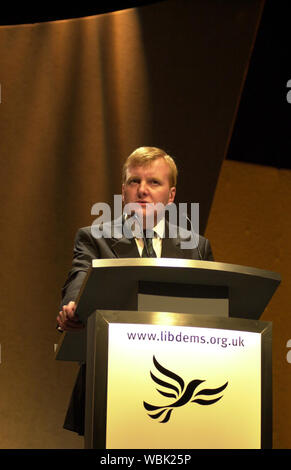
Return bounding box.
[138,294,229,317]
[85,311,272,449]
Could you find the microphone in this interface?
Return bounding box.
[184,213,202,260]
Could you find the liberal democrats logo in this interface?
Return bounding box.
[143,356,228,423]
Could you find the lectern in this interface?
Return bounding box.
[55,258,281,449]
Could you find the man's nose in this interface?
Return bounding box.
[137,181,149,196]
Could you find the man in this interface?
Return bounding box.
[57,146,214,434]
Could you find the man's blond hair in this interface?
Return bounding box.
[122,146,178,187]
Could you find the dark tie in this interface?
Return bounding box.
[142,230,157,258]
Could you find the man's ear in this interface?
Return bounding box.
[168,186,176,204]
[121,184,125,203]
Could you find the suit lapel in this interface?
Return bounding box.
[161,236,190,259]
[109,237,140,258]
[104,219,198,260]
[161,221,200,260]
[102,216,139,259]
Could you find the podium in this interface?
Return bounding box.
[55,258,281,449]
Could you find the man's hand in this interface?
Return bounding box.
[57,301,84,331]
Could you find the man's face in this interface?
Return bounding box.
[122,157,176,227]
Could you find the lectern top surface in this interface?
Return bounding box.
[55,258,280,362]
[75,257,282,322]
[91,258,281,282]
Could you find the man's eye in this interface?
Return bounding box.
[128,179,139,184]
[150,179,160,185]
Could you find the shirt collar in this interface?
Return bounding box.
[153,217,165,239]
[135,217,165,239]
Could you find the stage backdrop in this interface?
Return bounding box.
[0,0,289,449]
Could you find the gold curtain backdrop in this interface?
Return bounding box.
[206,161,291,449]
[0,9,152,448]
[0,0,290,449]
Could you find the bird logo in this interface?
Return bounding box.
[143,356,228,423]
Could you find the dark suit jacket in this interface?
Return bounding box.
[62,221,214,435]
[61,221,214,306]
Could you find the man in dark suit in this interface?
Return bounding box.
[57,146,214,434]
